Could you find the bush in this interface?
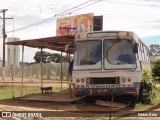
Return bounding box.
[138,71,156,104]
[152,59,160,82]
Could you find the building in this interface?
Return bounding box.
[0,59,2,68]
[7,37,20,67]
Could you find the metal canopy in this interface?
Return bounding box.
[5,35,75,53]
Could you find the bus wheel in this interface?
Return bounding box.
[129,96,137,108]
[85,96,96,104]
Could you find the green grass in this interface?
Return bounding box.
[0,85,41,99]
[0,85,68,99]
[152,86,160,99]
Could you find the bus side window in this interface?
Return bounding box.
[144,46,149,62]
[133,42,138,53]
[146,49,150,62]
[138,43,142,61]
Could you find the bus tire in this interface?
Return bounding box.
[129,96,137,108]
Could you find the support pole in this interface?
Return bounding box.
[0,9,13,83]
[69,53,71,62]
[11,65,14,99]
[109,93,115,120]
[68,53,72,97]
[111,94,114,109]
[66,53,69,81]
[1,9,7,84]
[21,46,24,97]
[40,48,43,88]
[60,51,63,93]
[25,64,27,77]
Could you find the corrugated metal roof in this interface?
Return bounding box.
[5,35,75,53]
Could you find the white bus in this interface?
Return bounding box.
[72,31,151,100]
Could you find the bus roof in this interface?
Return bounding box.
[75,30,148,47]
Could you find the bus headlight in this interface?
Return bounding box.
[121,78,126,83]
[81,78,85,83]
[127,78,131,82]
[76,79,80,83]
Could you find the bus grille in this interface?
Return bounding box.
[89,77,120,84]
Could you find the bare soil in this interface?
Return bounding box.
[0,77,68,87]
[0,77,160,120]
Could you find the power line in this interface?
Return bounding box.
[5,1,89,26]
[5,0,160,27]
[103,0,160,7]
[4,0,160,34]
[5,5,160,28]
[7,0,72,16]
[76,9,160,23]
[6,0,102,33]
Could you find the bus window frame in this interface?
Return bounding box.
[103,38,137,70]
[73,39,103,71]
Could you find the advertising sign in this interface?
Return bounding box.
[56,13,94,36]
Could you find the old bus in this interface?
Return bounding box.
[72,31,151,100]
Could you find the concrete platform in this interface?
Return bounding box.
[18,89,84,103]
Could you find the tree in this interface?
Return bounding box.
[152,59,160,82]
[34,51,69,63]
[34,51,52,63]
[51,53,61,63]
[51,53,69,63]
[149,44,160,56]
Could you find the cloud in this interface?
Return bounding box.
[14,14,42,26]
[151,19,160,23]
[143,0,160,2]
[5,14,43,33]
[137,23,160,30]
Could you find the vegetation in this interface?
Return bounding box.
[135,86,160,110]
[138,71,156,104]
[34,51,69,63]
[0,85,68,99]
[152,59,160,82]
[0,85,40,99]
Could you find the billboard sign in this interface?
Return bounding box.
[56,13,94,36]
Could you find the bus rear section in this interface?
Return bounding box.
[72,31,151,98]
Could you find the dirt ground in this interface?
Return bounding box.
[0,99,160,120]
[0,77,160,120]
[0,77,68,87]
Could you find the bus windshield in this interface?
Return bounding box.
[104,39,136,69]
[74,40,102,70]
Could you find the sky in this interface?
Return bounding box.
[0,0,160,62]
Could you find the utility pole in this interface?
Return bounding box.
[0,9,13,81]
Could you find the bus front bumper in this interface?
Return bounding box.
[74,87,137,96]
